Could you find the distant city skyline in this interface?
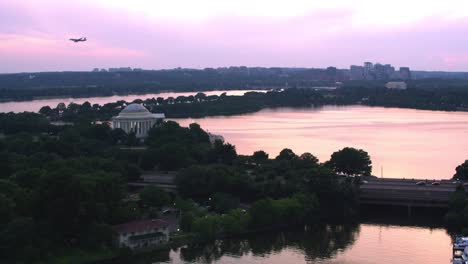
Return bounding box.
[2,0,468,73]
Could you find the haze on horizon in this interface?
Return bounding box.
[1,0,468,73]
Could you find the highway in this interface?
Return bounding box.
[359,178,459,208]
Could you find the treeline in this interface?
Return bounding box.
[0,69,338,101]
[39,89,327,122]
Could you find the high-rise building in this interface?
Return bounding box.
[350,65,365,80]
[364,62,374,80]
[352,62,410,80]
[374,63,386,80]
[384,64,395,79]
[399,67,411,80]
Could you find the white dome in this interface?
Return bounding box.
[113,103,165,120]
[120,103,150,114]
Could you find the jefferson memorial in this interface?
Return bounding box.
[112,103,165,138]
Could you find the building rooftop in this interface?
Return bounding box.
[113,103,165,120]
[121,103,150,114]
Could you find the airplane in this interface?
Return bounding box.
[69,37,87,43]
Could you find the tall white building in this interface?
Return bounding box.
[112,103,165,138]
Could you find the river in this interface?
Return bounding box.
[107,222,452,264]
[1,91,467,179]
[0,90,265,113]
[173,105,468,180]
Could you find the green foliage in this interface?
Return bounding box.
[0,112,365,261]
[208,140,237,165]
[143,121,212,170]
[180,212,195,232]
[252,150,269,163]
[0,112,50,134]
[328,147,372,176]
[122,163,141,182]
[445,186,468,227]
[190,193,320,240]
[276,148,298,161]
[14,168,45,188]
[140,186,170,208]
[249,194,318,228]
[176,165,251,199]
[454,160,468,180]
[192,215,223,241]
[212,192,240,213]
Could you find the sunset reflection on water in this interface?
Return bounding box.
[174,105,468,180]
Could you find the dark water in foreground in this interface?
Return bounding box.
[111,220,452,264]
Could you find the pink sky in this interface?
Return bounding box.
[1,0,468,73]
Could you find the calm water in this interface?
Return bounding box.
[174,106,468,179]
[112,223,452,264]
[0,90,265,113]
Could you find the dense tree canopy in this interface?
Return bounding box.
[0,112,367,262]
[453,160,468,180]
[327,147,372,176]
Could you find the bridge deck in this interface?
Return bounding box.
[359,178,459,208]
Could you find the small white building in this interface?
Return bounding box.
[113,219,170,250]
[385,81,407,90]
[112,104,165,138]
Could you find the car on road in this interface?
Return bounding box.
[416,181,425,186]
[431,181,440,186]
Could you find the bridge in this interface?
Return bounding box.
[128,171,460,212]
[359,178,459,213]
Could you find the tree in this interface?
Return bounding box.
[176,165,251,199]
[209,140,237,165]
[454,160,468,180]
[328,147,372,176]
[297,152,319,168]
[252,150,269,163]
[57,102,66,113]
[249,198,278,227]
[179,212,195,232]
[0,193,15,225]
[212,192,240,213]
[195,92,207,102]
[123,163,141,182]
[140,186,170,208]
[109,128,127,144]
[14,168,44,188]
[126,132,138,146]
[39,106,53,116]
[156,97,164,105]
[156,143,192,170]
[276,148,297,161]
